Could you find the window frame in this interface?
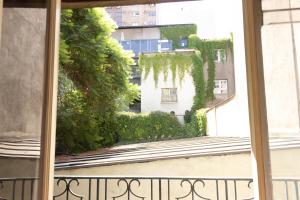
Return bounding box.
[161,88,178,103]
[1,0,273,199]
[214,79,228,95]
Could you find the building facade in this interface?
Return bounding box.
[112,24,235,122]
[106,5,157,27]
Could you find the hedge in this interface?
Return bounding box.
[116,111,186,142]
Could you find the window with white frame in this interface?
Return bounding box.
[214,80,228,95]
[214,49,226,62]
[161,88,177,102]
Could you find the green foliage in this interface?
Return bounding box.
[191,51,205,111]
[183,110,192,124]
[194,109,207,135]
[139,52,193,86]
[116,111,186,142]
[189,34,233,102]
[160,24,197,49]
[56,8,139,154]
[60,8,137,111]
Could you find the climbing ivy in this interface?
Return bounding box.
[139,52,193,86]
[160,24,197,49]
[188,34,233,101]
[138,34,233,109]
[191,51,205,111]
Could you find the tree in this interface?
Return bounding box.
[56,8,139,153]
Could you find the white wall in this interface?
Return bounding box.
[141,68,195,123]
[205,0,251,137]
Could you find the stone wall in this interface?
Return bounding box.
[0,8,46,138]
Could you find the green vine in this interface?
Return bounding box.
[160,24,197,49]
[188,34,233,101]
[138,34,233,110]
[139,52,193,86]
[191,51,205,111]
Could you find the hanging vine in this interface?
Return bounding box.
[139,52,193,86]
[191,51,205,111]
[138,33,233,109]
[188,34,233,101]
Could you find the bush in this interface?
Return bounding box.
[193,109,207,136]
[116,111,185,143]
[184,110,192,124]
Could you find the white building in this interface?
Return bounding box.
[140,62,195,123]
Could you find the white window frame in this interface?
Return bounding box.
[161,88,177,103]
[214,49,226,62]
[214,79,228,95]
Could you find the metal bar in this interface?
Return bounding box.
[225,180,228,200]
[96,179,99,200]
[168,179,170,200]
[285,181,289,200]
[216,180,219,200]
[30,179,34,200]
[234,180,237,200]
[88,179,91,200]
[66,180,69,200]
[21,180,25,200]
[294,181,299,200]
[159,179,162,200]
[105,179,107,200]
[151,179,153,200]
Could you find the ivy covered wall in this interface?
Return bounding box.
[138,26,234,115]
[160,24,197,49]
[139,52,193,86]
[188,34,233,102]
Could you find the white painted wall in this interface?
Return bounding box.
[141,68,195,123]
[205,0,251,137]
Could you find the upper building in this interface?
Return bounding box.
[105,5,157,27]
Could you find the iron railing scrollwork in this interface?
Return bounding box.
[0,176,299,199]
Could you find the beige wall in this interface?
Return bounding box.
[0,8,46,138]
[261,0,300,136]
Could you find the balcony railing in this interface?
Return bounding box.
[0,176,299,200]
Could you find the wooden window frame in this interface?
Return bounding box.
[6,0,271,199]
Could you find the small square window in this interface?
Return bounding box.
[214,49,226,62]
[161,88,177,102]
[214,80,228,95]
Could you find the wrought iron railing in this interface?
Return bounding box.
[0,176,299,200]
